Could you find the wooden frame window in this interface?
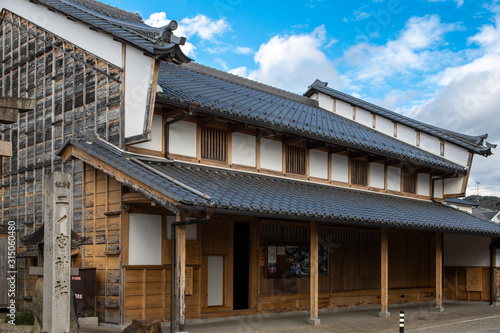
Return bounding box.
[285,145,306,175]
[351,159,368,186]
[402,168,416,194]
[200,126,227,162]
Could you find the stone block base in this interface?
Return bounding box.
[379,311,390,318]
[308,318,321,326]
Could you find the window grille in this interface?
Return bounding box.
[200,127,227,162]
[351,159,368,186]
[285,145,306,175]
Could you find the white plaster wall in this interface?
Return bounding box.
[125,45,156,139]
[444,175,465,196]
[356,108,373,128]
[417,173,430,197]
[444,233,490,267]
[335,99,353,119]
[260,139,282,171]
[331,154,349,183]
[445,143,469,167]
[207,256,224,306]
[420,132,441,156]
[375,116,394,137]
[309,150,328,179]
[232,133,256,167]
[433,178,443,199]
[132,114,163,151]
[169,121,197,157]
[3,0,123,67]
[387,166,401,192]
[397,124,417,145]
[369,163,385,189]
[317,93,334,112]
[129,213,162,265]
[166,216,197,241]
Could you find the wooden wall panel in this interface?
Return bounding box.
[444,267,491,302]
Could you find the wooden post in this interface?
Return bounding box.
[175,214,187,332]
[308,221,320,326]
[249,221,260,310]
[379,228,390,318]
[435,232,444,312]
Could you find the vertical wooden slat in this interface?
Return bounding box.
[309,221,320,325]
[436,231,444,311]
[175,216,186,331]
[380,228,389,317]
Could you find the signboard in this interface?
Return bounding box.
[265,243,328,278]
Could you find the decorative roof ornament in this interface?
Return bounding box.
[155,20,186,46]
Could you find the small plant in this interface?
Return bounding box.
[3,312,34,325]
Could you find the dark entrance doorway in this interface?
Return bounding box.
[233,222,250,310]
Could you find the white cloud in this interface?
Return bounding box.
[228,66,249,77]
[354,11,370,21]
[145,12,169,27]
[235,46,253,55]
[244,25,341,93]
[343,15,461,82]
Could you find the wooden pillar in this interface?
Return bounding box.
[435,231,444,312]
[379,228,390,318]
[308,221,320,326]
[249,221,260,310]
[175,215,187,332]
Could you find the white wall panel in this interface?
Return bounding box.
[132,114,163,151]
[125,45,156,138]
[207,256,224,306]
[232,133,256,167]
[309,150,328,179]
[444,234,490,266]
[169,121,197,157]
[317,93,334,112]
[129,214,162,265]
[445,143,469,167]
[444,175,465,195]
[356,108,373,128]
[417,173,430,197]
[375,116,394,137]
[433,178,443,199]
[420,132,441,156]
[369,163,385,189]
[335,99,353,119]
[260,139,282,171]
[397,124,417,145]
[331,154,349,183]
[387,166,401,192]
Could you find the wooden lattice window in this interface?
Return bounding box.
[200,127,227,162]
[351,159,368,186]
[402,168,416,194]
[286,145,306,175]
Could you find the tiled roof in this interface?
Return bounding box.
[445,198,478,207]
[158,62,467,173]
[58,134,500,237]
[29,0,190,63]
[304,80,493,156]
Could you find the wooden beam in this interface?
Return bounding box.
[435,232,444,312]
[385,160,401,167]
[308,221,320,325]
[197,115,217,126]
[283,135,302,145]
[328,146,348,154]
[228,122,247,133]
[0,141,12,157]
[0,108,18,124]
[257,129,275,139]
[379,228,390,318]
[367,155,386,163]
[306,141,325,150]
[249,221,260,310]
[0,97,35,111]
[175,216,187,331]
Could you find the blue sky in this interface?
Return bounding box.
[104,0,500,197]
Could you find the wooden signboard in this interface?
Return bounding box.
[185,266,193,295]
[466,267,482,292]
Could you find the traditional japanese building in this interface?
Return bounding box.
[1,0,499,331]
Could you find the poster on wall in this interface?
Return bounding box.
[266,243,328,278]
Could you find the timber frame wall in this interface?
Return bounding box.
[0,10,123,318]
